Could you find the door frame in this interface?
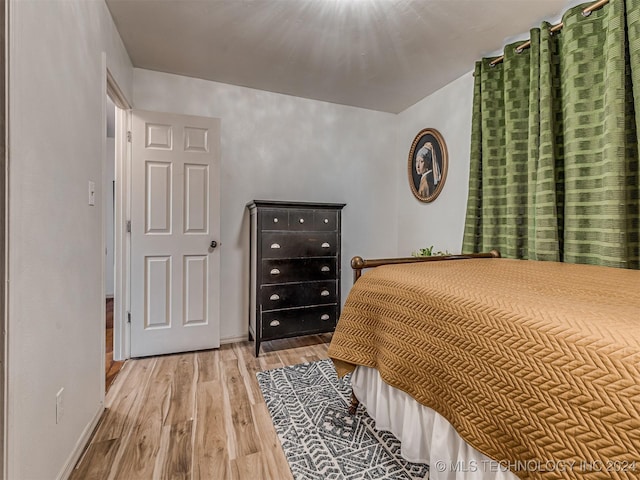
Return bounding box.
[106,69,131,361]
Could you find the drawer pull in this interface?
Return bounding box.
[321,266,330,272]
[270,243,281,249]
[320,290,330,296]
[270,294,280,301]
[299,218,305,224]
[269,320,280,327]
[273,217,279,223]
[270,268,280,275]
[321,242,330,248]
[320,314,330,321]
[323,218,329,224]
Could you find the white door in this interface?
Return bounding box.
[130,110,221,357]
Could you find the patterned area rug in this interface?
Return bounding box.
[256,359,429,480]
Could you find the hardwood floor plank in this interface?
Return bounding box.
[159,420,193,480]
[103,359,135,409]
[165,353,196,426]
[258,349,285,371]
[276,342,312,366]
[231,451,268,480]
[105,298,125,393]
[96,357,156,442]
[232,342,265,406]
[113,355,175,479]
[196,349,219,383]
[153,425,171,480]
[219,343,238,362]
[250,401,281,448]
[69,439,121,480]
[73,335,331,479]
[221,360,260,458]
[264,444,294,480]
[70,358,157,480]
[193,381,230,479]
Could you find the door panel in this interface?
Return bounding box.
[145,161,172,233]
[184,164,208,234]
[131,110,220,357]
[183,255,208,325]
[145,256,171,328]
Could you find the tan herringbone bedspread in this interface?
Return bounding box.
[328,259,640,479]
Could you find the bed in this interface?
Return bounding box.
[327,253,640,480]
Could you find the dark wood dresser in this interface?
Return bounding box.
[247,200,346,356]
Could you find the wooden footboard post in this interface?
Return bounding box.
[351,256,365,283]
[349,392,360,415]
[348,257,366,415]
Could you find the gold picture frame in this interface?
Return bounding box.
[408,128,448,203]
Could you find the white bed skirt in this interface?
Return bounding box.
[351,366,519,480]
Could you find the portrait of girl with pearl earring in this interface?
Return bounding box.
[408,128,448,203]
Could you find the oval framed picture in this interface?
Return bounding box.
[408,128,448,203]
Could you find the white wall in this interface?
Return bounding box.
[7,0,132,478]
[395,72,475,256]
[133,69,398,341]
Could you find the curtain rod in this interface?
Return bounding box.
[489,0,610,67]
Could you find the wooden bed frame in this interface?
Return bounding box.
[347,249,502,414]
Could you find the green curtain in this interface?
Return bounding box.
[463,0,640,269]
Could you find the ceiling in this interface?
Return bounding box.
[106,0,573,113]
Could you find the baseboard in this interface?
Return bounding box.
[220,335,249,345]
[57,403,104,480]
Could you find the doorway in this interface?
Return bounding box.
[103,76,221,366]
[104,95,124,391]
[105,70,131,391]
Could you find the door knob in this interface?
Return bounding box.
[210,240,218,249]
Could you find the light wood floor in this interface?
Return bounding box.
[105,298,125,393]
[71,334,332,480]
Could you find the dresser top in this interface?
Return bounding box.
[246,200,346,210]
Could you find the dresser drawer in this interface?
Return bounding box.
[287,210,314,231]
[261,281,337,311]
[262,232,337,258]
[261,258,336,284]
[259,208,335,231]
[313,210,338,231]
[261,305,338,340]
[260,209,288,230]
